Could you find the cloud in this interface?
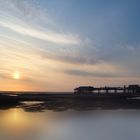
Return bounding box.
[0,0,81,45]
[0,21,81,45]
[39,42,100,65]
[40,50,100,65]
[65,69,128,78]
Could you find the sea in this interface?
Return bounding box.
[0,94,140,140]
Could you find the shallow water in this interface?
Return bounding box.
[0,101,140,140]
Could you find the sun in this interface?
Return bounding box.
[13,72,20,80]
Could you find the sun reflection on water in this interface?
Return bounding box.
[0,108,43,136]
[0,106,58,140]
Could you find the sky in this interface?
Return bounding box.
[0,0,140,91]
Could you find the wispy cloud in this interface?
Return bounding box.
[40,48,100,65]
[65,69,125,78]
[0,0,81,45]
[0,20,81,45]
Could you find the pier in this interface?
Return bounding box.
[0,84,140,103]
[74,85,140,95]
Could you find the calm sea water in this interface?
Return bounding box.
[0,101,140,140]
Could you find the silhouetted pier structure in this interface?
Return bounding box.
[0,85,140,111]
[74,85,140,95]
[0,85,140,103]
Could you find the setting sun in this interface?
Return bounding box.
[13,72,20,80]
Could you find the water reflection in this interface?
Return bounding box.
[1,100,140,140]
[0,109,39,137]
[0,108,39,134]
[0,107,54,140]
[1,106,140,140]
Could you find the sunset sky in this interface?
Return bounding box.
[0,0,140,91]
